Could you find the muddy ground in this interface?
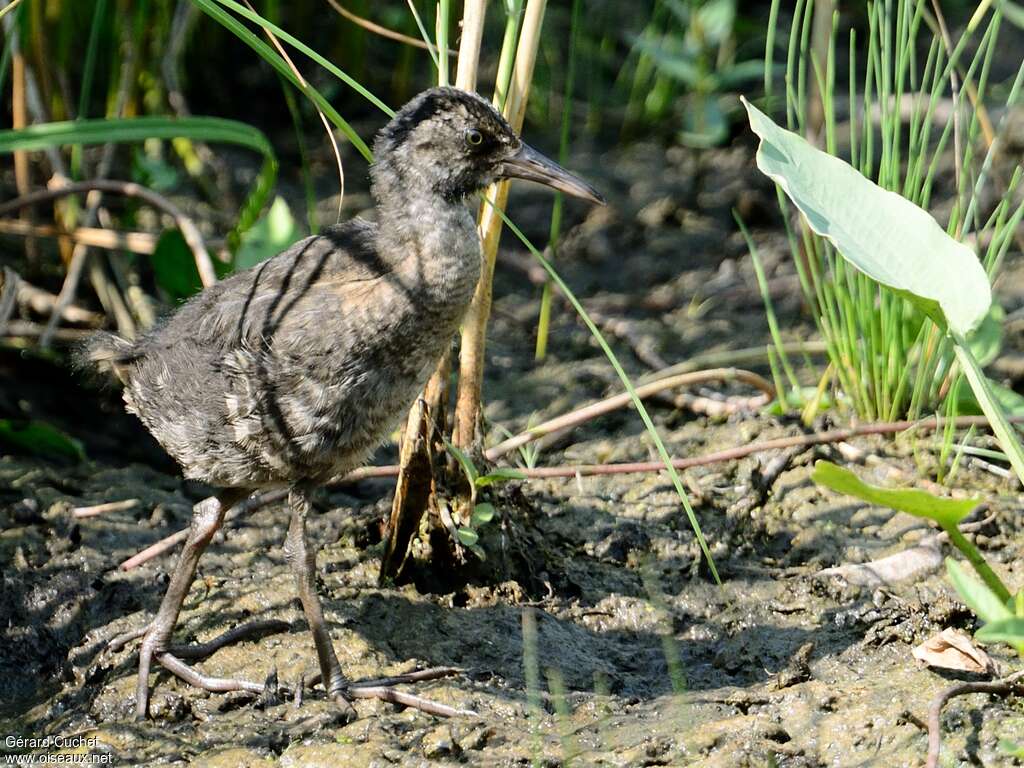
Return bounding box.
[2,134,1024,767]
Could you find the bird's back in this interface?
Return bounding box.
[84,218,476,488]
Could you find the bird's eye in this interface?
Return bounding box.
[465,129,484,147]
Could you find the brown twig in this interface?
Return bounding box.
[72,498,139,519]
[0,218,228,258]
[326,0,457,55]
[1,321,95,342]
[118,488,286,571]
[482,367,775,462]
[925,670,1024,768]
[0,180,217,291]
[116,414,1024,569]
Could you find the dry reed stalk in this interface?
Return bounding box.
[452,0,548,449]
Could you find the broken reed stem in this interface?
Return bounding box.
[114,413,1024,571]
[483,367,775,461]
[452,0,547,449]
[9,20,35,264]
[0,218,212,255]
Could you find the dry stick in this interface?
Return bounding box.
[483,368,775,462]
[7,13,35,266]
[0,268,20,336]
[2,321,96,343]
[17,276,104,325]
[0,181,216,292]
[453,0,548,449]
[36,19,143,348]
[117,414,1024,570]
[0,219,162,254]
[925,670,1024,768]
[326,0,457,54]
[119,488,286,571]
[72,498,139,519]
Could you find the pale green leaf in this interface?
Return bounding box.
[234,196,302,270]
[812,461,979,528]
[975,617,1024,645]
[742,97,991,336]
[445,441,478,485]
[471,503,495,525]
[947,558,1014,624]
[456,527,479,547]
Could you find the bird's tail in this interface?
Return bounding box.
[74,331,138,385]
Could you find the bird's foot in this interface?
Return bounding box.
[309,666,476,718]
[122,620,290,719]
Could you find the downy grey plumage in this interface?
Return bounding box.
[80,86,602,719]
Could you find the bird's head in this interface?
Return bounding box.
[372,87,603,205]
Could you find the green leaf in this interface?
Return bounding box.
[975,617,1024,645]
[445,441,479,486]
[742,97,991,336]
[957,378,1024,417]
[234,196,302,270]
[468,543,487,561]
[475,467,527,487]
[968,303,1004,368]
[946,558,1014,624]
[471,503,496,526]
[456,527,479,547]
[0,419,85,461]
[812,461,980,528]
[0,115,277,245]
[152,229,203,301]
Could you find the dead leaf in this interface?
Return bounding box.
[912,628,995,674]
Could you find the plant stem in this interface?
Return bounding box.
[943,524,1011,603]
[452,0,547,449]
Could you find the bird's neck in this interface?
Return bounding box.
[371,163,482,310]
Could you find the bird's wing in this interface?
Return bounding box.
[145,220,390,352]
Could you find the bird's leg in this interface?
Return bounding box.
[286,487,476,719]
[284,486,355,718]
[135,489,262,719]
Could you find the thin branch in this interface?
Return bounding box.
[326,0,455,55]
[483,368,775,462]
[118,489,286,570]
[925,670,1024,768]
[0,180,216,291]
[112,414,1024,569]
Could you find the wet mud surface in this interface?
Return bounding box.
[3,139,1024,766]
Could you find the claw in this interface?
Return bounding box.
[331,692,358,724]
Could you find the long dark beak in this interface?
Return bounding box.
[498,143,605,205]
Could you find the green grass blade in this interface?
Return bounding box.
[485,197,720,584]
[0,115,277,243]
[192,0,375,162]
